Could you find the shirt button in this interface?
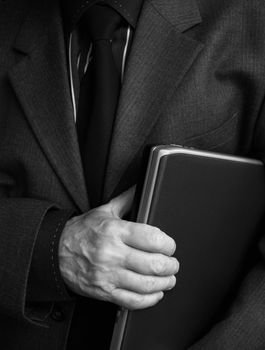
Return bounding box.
[51,306,65,322]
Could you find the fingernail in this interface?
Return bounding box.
[171,239,176,255]
[159,292,164,300]
[175,259,180,273]
[166,276,176,290]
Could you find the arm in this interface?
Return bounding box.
[0,196,71,325]
[0,177,178,330]
[26,208,74,303]
[0,168,75,326]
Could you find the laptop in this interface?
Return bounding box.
[110,145,265,350]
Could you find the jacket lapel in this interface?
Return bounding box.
[104,0,204,200]
[9,0,203,208]
[9,1,89,212]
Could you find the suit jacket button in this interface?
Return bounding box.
[51,307,64,322]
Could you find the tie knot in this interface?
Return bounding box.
[81,4,123,42]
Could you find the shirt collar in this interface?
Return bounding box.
[62,0,144,34]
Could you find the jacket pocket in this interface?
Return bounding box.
[183,112,239,152]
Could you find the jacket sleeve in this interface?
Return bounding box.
[189,100,265,350]
[26,208,74,303]
[0,192,75,326]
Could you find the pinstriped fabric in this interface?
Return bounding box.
[10,1,89,213]
[104,1,203,199]
[152,0,201,29]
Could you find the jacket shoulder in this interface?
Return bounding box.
[197,0,265,19]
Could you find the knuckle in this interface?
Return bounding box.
[144,277,157,293]
[91,244,109,264]
[119,221,131,240]
[151,229,163,248]
[151,257,166,275]
[124,250,132,267]
[133,294,145,309]
[102,219,117,234]
[91,270,115,294]
[100,281,115,294]
[90,269,102,284]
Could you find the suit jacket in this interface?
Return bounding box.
[1,0,265,349]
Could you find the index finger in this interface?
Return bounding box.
[122,222,176,256]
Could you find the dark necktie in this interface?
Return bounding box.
[76,4,124,207]
[67,7,127,350]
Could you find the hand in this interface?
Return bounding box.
[59,187,179,310]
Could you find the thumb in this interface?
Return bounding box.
[108,185,136,218]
